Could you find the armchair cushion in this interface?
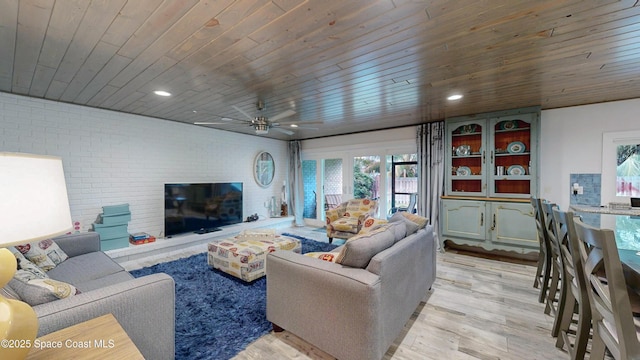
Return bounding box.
[326,199,379,241]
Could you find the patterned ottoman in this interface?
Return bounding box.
[207,232,301,282]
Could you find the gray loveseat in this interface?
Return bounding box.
[26,232,174,360]
[267,221,436,360]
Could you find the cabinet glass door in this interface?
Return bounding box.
[448,121,486,196]
[489,114,536,198]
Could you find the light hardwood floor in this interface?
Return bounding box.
[123,227,571,359]
[234,249,569,360]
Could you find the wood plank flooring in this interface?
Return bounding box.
[234,251,569,360]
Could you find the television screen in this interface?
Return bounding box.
[164,182,243,237]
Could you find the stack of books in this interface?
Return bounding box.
[129,232,156,245]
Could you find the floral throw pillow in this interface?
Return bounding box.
[15,238,69,271]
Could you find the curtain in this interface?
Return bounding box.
[417,121,445,251]
[287,140,305,226]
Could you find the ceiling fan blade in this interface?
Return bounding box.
[293,126,319,130]
[277,120,323,126]
[271,127,294,135]
[194,122,227,125]
[232,105,255,121]
[269,109,296,122]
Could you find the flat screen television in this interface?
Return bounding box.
[164,182,243,237]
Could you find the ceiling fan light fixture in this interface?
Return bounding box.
[255,123,269,135]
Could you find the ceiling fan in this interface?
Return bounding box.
[195,100,320,135]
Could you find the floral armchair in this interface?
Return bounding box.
[325,198,378,243]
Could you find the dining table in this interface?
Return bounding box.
[570,204,640,288]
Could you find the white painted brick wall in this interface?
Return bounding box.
[1,92,288,237]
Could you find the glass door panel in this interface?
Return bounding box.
[302,160,318,220]
[389,154,418,213]
[449,122,486,196]
[323,158,344,210]
[490,114,535,197]
[353,155,381,199]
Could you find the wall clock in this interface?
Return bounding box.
[254,151,275,187]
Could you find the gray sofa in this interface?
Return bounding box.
[28,232,175,360]
[266,223,436,360]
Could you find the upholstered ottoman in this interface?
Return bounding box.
[207,231,301,282]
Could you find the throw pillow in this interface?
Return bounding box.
[336,226,395,268]
[399,212,429,229]
[8,277,78,306]
[390,212,420,235]
[304,252,339,263]
[15,238,69,271]
[375,221,407,242]
[9,247,48,281]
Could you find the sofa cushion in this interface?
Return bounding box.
[379,221,407,242]
[390,212,420,235]
[8,277,78,306]
[71,271,135,292]
[398,212,429,229]
[304,252,339,263]
[14,238,68,271]
[46,251,130,289]
[335,226,395,268]
[1,283,20,300]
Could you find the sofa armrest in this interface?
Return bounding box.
[34,273,175,360]
[52,232,101,258]
[266,250,384,360]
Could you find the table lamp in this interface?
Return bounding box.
[0,153,73,359]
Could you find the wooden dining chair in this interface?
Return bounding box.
[553,208,591,360]
[531,197,552,304]
[573,217,640,360]
[541,201,564,328]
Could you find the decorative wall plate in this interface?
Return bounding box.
[456,166,471,176]
[507,165,526,175]
[501,120,518,130]
[507,141,525,154]
[456,145,471,156]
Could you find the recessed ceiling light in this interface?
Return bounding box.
[447,94,463,101]
[290,124,299,128]
[153,90,172,97]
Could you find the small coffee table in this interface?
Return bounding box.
[207,233,301,282]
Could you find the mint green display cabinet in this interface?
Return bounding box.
[442,107,540,255]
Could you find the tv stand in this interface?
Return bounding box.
[194,227,222,234]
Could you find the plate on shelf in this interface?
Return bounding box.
[501,120,518,130]
[456,145,471,156]
[507,165,526,175]
[460,124,477,134]
[456,166,471,176]
[507,141,525,154]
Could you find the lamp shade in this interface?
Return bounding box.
[0,153,73,246]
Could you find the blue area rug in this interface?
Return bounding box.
[130,233,337,360]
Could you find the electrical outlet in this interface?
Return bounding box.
[577,186,584,195]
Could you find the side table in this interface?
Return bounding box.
[26,313,144,360]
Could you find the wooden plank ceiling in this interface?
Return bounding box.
[1,0,639,140]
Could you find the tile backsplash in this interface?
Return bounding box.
[569,173,601,227]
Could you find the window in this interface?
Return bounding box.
[387,154,418,212]
[616,144,640,196]
[602,130,640,204]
